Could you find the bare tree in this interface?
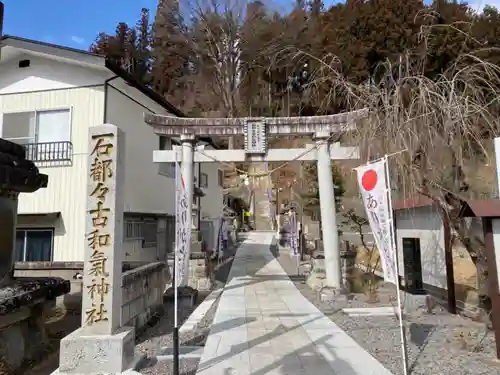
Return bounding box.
[284,22,500,304]
[189,0,245,116]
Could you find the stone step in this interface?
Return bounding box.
[157,346,204,360]
[191,241,202,252]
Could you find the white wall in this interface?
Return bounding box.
[0,54,107,95]
[105,83,176,215]
[0,86,105,261]
[395,206,447,289]
[0,50,201,263]
[200,162,224,221]
[122,238,160,263]
[198,161,224,251]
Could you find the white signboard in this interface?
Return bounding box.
[175,161,191,284]
[356,158,397,284]
[244,120,266,154]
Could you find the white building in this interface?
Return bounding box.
[393,196,447,291]
[393,196,491,295]
[0,35,224,264]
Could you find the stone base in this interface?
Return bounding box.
[57,326,142,374]
[306,272,327,291]
[311,257,326,273]
[53,369,143,375]
[403,292,429,313]
[319,287,348,303]
[0,303,52,372]
[164,286,199,309]
[278,246,293,256]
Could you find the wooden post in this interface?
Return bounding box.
[491,136,500,359]
[442,212,457,314]
[483,217,500,359]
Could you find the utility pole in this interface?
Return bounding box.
[0,2,4,41]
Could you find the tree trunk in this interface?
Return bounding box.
[450,216,489,303]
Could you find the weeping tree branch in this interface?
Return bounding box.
[278,25,500,299]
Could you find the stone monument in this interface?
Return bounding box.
[55,124,141,375]
[0,138,70,372]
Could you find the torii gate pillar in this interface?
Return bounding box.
[145,110,366,291]
[315,132,341,288]
[180,135,195,286]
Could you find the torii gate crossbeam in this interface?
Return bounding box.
[145,110,367,291]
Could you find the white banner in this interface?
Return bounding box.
[290,212,299,257]
[175,161,190,285]
[356,158,397,284]
[217,217,224,256]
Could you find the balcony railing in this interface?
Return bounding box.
[24,141,73,162]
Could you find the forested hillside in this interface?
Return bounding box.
[89,1,500,296]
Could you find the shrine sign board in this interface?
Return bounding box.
[244,120,267,155]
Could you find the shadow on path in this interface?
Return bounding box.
[197,316,323,373]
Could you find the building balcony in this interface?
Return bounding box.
[24,141,73,163]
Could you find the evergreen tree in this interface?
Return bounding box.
[151,0,190,103]
[89,10,153,83]
[135,8,153,82]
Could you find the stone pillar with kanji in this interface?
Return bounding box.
[54,124,141,375]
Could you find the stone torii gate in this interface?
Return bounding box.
[145,110,366,290]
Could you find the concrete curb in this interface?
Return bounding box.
[179,287,223,333]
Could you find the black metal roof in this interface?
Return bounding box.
[0,35,219,148]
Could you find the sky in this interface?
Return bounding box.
[2,0,500,51]
[2,0,159,49]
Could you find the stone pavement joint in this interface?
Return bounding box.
[195,232,394,375]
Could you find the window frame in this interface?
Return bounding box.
[124,219,158,248]
[218,169,224,187]
[200,172,208,188]
[1,107,73,145]
[15,228,54,262]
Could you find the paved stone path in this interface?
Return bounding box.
[196,232,394,375]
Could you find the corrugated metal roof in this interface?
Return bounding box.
[393,195,500,218]
[459,200,500,218]
[393,196,434,210]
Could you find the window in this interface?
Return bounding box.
[124,219,157,248]
[218,169,224,187]
[158,136,175,177]
[2,109,72,161]
[142,221,158,247]
[125,221,143,240]
[15,229,53,262]
[200,173,208,188]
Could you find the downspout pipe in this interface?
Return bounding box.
[103,75,120,123]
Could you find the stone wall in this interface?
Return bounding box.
[166,253,212,292]
[14,261,86,310]
[14,261,169,331]
[121,262,168,331]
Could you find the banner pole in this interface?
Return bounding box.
[218,216,223,264]
[384,156,409,375]
[173,149,181,375]
[293,211,300,275]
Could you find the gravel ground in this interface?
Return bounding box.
[276,249,500,375]
[140,358,200,375]
[137,239,239,374]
